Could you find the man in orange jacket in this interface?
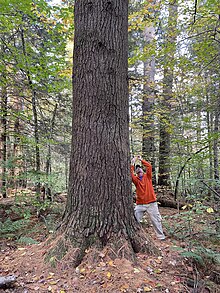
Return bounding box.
[131,155,166,240]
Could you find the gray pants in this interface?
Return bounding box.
[134,202,165,240]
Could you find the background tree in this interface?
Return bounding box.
[0,0,73,196]
[158,0,178,188]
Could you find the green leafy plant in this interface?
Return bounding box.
[16,236,39,245]
[0,219,30,239]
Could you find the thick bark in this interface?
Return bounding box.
[49,0,159,266]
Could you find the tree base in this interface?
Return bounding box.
[44,228,160,268]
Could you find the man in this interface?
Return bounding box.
[131,155,166,241]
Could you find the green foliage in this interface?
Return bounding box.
[181,251,204,266]
[16,236,39,245]
[181,247,220,267]
[0,219,30,238]
[0,0,72,195]
[164,196,220,269]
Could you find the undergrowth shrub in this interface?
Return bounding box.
[163,195,220,270]
[0,218,30,239]
[16,236,39,245]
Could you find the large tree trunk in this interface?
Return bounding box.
[49,0,159,267]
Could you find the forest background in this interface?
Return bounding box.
[0,0,219,199]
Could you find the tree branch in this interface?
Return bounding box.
[174,145,209,200]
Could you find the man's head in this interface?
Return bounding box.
[135,165,143,177]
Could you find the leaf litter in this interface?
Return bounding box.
[0,200,219,292]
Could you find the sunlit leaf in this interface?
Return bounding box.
[106,272,111,279]
[206,207,214,213]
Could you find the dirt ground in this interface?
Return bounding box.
[0,194,219,293]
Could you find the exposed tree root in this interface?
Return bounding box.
[44,227,160,268]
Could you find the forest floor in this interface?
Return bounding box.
[0,190,220,293]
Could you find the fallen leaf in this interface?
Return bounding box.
[120,284,129,292]
[155,258,162,264]
[143,287,152,292]
[134,268,140,273]
[206,207,214,213]
[106,272,111,279]
[108,260,114,266]
[49,281,58,285]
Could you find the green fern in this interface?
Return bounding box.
[16,236,39,245]
[0,219,30,236]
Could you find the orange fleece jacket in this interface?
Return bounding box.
[131,160,157,205]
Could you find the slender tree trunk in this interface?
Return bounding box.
[158,0,178,187]
[65,155,68,190]
[20,25,40,190]
[213,95,219,180]
[130,103,134,155]
[49,0,159,267]
[46,103,58,176]
[206,94,213,180]
[142,25,156,185]
[1,79,7,198]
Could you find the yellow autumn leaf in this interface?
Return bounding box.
[182,205,187,210]
[144,287,152,292]
[134,268,140,273]
[207,207,214,213]
[49,281,58,285]
[59,290,66,293]
[108,260,114,266]
[106,272,112,279]
[47,275,53,279]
